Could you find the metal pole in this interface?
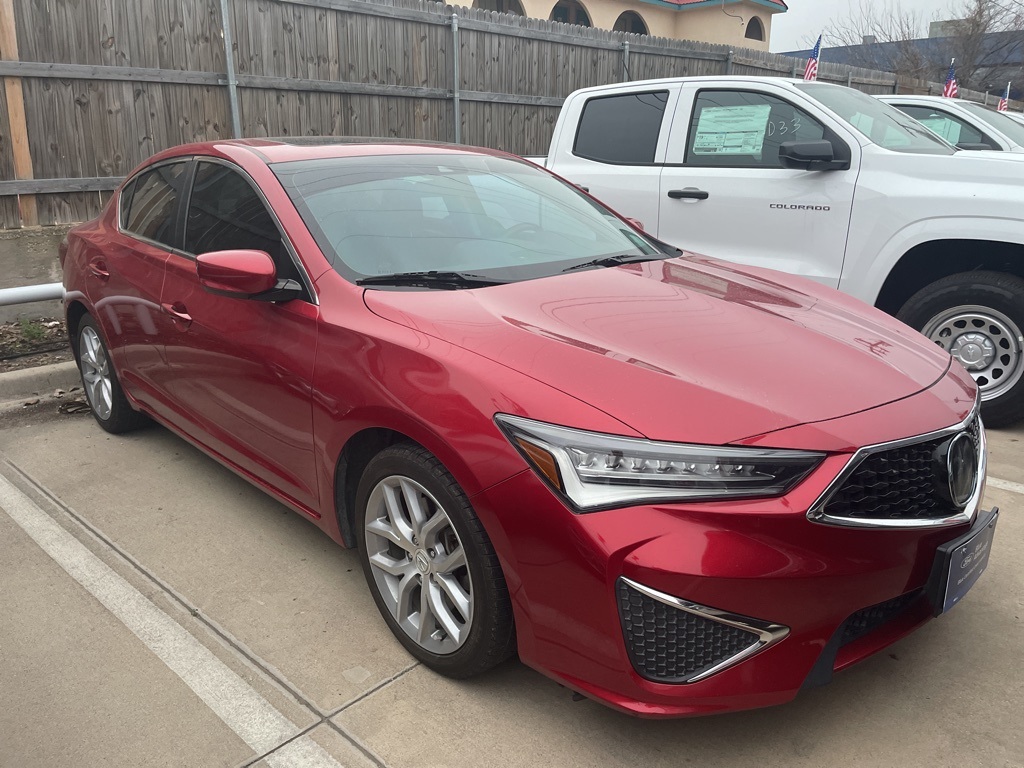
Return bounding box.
[0,283,62,307]
[219,0,242,138]
[846,71,852,88]
[791,59,798,77]
[451,14,461,145]
[725,50,733,75]
[622,40,630,82]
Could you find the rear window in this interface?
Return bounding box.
[123,162,189,247]
[573,91,668,164]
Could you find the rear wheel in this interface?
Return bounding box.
[76,315,149,434]
[355,444,515,677]
[898,271,1024,427]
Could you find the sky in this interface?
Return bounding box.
[769,0,963,52]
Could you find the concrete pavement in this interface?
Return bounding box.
[0,406,1021,767]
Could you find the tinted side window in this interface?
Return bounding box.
[896,105,994,148]
[119,179,137,230]
[574,91,668,164]
[684,90,827,168]
[124,163,188,246]
[185,162,296,280]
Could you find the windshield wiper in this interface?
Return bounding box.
[356,270,508,289]
[561,254,662,273]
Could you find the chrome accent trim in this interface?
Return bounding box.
[807,402,985,529]
[619,577,789,684]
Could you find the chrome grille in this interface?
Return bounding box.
[815,412,982,525]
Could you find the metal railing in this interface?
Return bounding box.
[0,283,63,307]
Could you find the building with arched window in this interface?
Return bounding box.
[471,0,784,49]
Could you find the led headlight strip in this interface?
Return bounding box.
[495,414,825,512]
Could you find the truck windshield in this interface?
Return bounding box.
[273,153,663,287]
[958,101,1024,148]
[795,83,955,155]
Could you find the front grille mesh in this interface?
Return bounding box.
[617,580,759,682]
[841,590,922,646]
[822,416,979,522]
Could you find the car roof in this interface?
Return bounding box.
[146,137,514,167]
[566,75,816,95]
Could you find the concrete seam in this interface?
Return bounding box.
[0,470,344,768]
[0,455,328,718]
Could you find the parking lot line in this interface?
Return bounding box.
[989,477,1024,496]
[0,472,346,768]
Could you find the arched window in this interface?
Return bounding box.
[745,16,765,41]
[473,0,525,14]
[550,0,591,27]
[613,11,648,35]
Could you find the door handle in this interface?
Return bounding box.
[667,188,709,200]
[161,301,192,329]
[88,259,110,280]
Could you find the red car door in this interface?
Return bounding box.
[153,160,320,512]
[89,160,190,407]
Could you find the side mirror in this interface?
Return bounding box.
[197,249,280,299]
[778,140,847,171]
[624,217,645,232]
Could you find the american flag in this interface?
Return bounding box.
[998,81,1010,112]
[804,35,821,81]
[943,59,959,98]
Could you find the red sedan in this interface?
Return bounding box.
[60,139,996,717]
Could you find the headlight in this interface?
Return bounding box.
[495,414,825,511]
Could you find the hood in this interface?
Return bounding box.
[363,257,952,445]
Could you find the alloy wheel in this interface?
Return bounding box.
[79,325,114,420]
[364,475,474,655]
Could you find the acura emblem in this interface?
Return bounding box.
[946,432,978,508]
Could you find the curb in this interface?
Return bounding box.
[0,361,80,403]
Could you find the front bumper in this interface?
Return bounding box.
[471,453,990,717]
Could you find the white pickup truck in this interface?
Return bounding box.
[539,75,1024,426]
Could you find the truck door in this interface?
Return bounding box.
[546,85,680,234]
[659,83,858,288]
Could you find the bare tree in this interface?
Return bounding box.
[818,0,1024,92]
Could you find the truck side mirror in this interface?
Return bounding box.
[778,140,847,171]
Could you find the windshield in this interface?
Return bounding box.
[958,102,1024,148]
[273,153,663,287]
[794,83,955,155]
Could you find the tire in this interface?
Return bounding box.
[897,271,1024,428]
[355,443,515,677]
[76,315,149,434]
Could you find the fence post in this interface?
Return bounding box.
[791,58,798,77]
[846,71,852,88]
[451,13,461,145]
[218,0,242,138]
[0,0,37,226]
[724,49,733,75]
[892,78,899,94]
[621,40,630,82]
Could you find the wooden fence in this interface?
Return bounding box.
[0,0,1016,229]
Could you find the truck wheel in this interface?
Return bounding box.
[897,271,1024,427]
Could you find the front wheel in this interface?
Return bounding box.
[355,444,515,677]
[897,271,1024,427]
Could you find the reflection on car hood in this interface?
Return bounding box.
[363,256,953,445]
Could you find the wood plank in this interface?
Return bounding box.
[0,60,224,84]
[0,0,35,225]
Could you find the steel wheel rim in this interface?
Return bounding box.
[922,304,1024,401]
[79,326,113,420]
[364,475,474,655]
